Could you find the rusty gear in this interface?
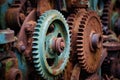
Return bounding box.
[67,8,87,62]
[64,9,82,80]
[67,9,102,73]
[101,0,112,34]
[76,11,102,73]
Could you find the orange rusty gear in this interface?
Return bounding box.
[67,9,102,73]
[67,9,87,62]
[76,11,102,73]
[65,9,86,80]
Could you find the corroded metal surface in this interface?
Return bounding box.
[67,8,102,73]
[70,64,80,80]
[76,11,102,73]
[1,0,120,80]
[17,9,36,61]
[103,42,120,51]
[0,58,22,80]
[32,10,70,80]
[0,29,14,44]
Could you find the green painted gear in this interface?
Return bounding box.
[32,10,70,80]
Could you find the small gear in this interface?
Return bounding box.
[32,10,70,80]
[76,11,102,73]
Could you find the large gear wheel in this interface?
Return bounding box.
[76,11,102,73]
[32,10,70,80]
[67,9,102,73]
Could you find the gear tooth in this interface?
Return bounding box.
[34,28,40,32]
[80,60,86,65]
[35,27,40,31]
[83,15,88,18]
[32,53,38,56]
[77,32,83,36]
[32,47,38,50]
[33,56,39,61]
[78,56,84,61]
[67,18,74,22]
[70,14,76,17]
[34,63,40,68]
[69,29,72,33]
[69,30,72,34]
[32,43,39,48]
[77,36,83,40]
[77,50,83,54]
[33,37,39,41]
[34,65,41,71]
[76,44,83,49]
[39,16,45,20]
[85,13,89,16]
[80,21,85,24]
[33,32,39,36]
[36,24,41,27]
[33,54,40,59]
[69,25,72,27]
[102,21,108,26]
[79,24,85,28]
[77,53,84,57]
[33,31,39,34]
[32,50,39,54]
[102,16,108,21]
[41,72,45,78]
[102,13,109,17]
[76,40,83,44]
[69,34,72,38]
[77,48,83,51]
[37,19,41,22]
[32,42,38,46]
[67,21,74,25]
[82,63,87,70]
[77,51,84,56]
[79,28,84,32]
[82,17,86,21]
